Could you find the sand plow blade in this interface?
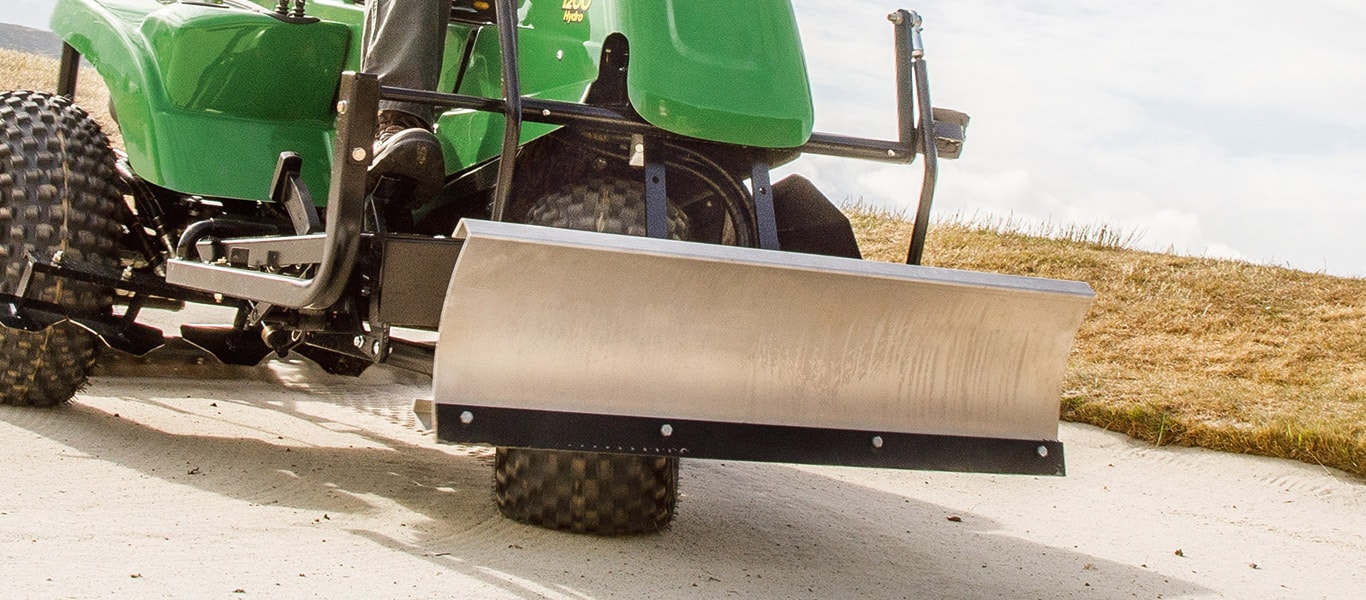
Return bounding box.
[431,220,1092,475]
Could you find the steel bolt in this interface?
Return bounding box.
[336,100,349,115]
[660,424,673,438]
[353,335,365,349]
[888,11,923,27]
[872,435,884,449]
[351,147,368,162]
[1037,445,1049,458]
[542,108,551,117]
[371,340,381,356]
[50,250,64,264]
[459,410,474,425]
[887,149,897,157]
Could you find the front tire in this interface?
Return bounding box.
[494,448,679,535]
[491,175,686,535]
[0,91,122,407]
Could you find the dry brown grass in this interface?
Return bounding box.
[1,48,121,145]
[5,47,1362,476]
[851,204,1366,477]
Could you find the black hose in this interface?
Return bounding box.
[175,219,281,261]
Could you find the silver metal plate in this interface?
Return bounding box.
[433,220,1092,442]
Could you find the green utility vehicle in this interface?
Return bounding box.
[1,0,1092,534]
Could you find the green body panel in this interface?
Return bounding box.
[616,0,814,148]
[49,0,815,202]
[436,2,599,174]
[51,0,352,201]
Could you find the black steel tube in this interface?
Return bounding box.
[802,133,914,164]
[889,10,940,266]
[893,12,917,149]
[378,87,921,164]
[26,256,232,308]
[57,43,80,98]
[489,0,522,223]
[381,86,663,137]
[376,11,946,207]
[906,58,938,266]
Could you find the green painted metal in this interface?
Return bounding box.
[51,0,352,201]
[615,0,815,148]
[48,0,815,203]
[435,2,599,174]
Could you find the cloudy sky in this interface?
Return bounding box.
[7,0,1365,276]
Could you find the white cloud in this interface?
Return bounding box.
[788,0,1366,277]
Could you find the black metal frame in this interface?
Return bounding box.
[380,1,950,263]
[56,43,80,99]
[161,3,956,311]
[0,252,242,357]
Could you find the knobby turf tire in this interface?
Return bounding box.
[494,448,679,535]
[492,175,686,535]
[0,91,122,407]
[525,176,689,240]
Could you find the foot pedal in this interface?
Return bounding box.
[271,152,322,235]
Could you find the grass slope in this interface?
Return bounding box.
[853,207,1365,477]
[2,47,1361,477]
[0,48,118,146]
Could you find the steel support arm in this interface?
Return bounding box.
[164,73,378,310]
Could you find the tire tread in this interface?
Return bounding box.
[0,91,121,407]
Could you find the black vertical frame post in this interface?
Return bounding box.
[892,10,940,266]
[751,160,779,250]
[57,43,81,99]
[643,139,669,239]
[489,0,523,222]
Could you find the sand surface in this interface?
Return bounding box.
[2,351,1362,599]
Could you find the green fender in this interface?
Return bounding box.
[48,0,814,202]
[610,0,815,149]
[443,0,816,154]
[50,0,354,202]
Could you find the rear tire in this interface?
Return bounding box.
[491,175,685,535]
[0,91,122,407]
